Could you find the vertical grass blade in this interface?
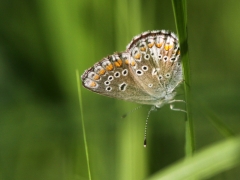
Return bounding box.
[114,1,147,179]
[76,70,92,180]
[171,0,195,157]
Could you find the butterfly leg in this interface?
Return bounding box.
[168,99,185,104]
[168,99,186,113]
[170,104,187,113]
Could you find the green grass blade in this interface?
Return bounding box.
[76,70,92,180]
[147,135,240,180]
[114,1,147,179]
[171,0,194,157]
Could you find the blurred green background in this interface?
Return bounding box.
[0,0,240,179]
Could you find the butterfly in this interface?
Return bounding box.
[81,30,184,146]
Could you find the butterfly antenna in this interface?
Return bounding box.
[144,106,156,148]
[121,105,142,118]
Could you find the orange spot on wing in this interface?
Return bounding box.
[125,59,135,66]
[148,43,154,48]
[165,45,173,51]
[98,69,106,75]
[134,53,141,59]
[114,59,123,67]
[164,45,169,51]
[90,81,97,87]
[93,74,100,80]
[156,43,163,48]
[106,64,113,71]
[131,61,136,66]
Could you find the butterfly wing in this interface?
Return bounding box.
[81,30,183,106]
[126,30,183,102]
[81,53,160,105]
